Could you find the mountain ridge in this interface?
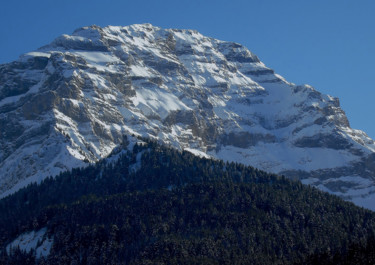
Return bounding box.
[1,23,374,209]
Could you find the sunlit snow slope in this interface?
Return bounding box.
[1,24,374,209]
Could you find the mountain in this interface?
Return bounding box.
[2,139,375,264]
[1,23,374,209]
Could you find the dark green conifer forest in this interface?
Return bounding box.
[1,137,375,264]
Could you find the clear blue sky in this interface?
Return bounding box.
[1,0,375,138]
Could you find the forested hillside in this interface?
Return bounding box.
[1,138,375,264]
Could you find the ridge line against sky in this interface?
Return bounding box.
[1,0,375,138]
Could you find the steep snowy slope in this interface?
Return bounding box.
[1,24,374,209]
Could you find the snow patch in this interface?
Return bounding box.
[129,150,145,173]
[130,65,155,77]
[131,88,192,119]
[73,51,117,64]
[184,148,211,159]
[352,193,375,211]
[20,52,51,61]
[7,228,53,259]
[214,144,359,173]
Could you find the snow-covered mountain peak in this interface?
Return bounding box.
[1,24,375,210]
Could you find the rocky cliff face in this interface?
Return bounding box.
[1,24,374,209]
